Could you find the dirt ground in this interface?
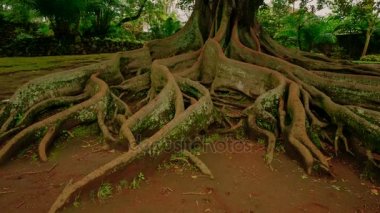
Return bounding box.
[0,135,379,213]
[0,57,379,213]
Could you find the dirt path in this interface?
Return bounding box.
[0,136,379,213]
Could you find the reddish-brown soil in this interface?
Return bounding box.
[0,136,379,213]
[0,65,379,213]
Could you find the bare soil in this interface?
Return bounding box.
[0,136,379,213]
[0,59,379,213]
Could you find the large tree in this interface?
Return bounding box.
[1,0,380,212]
[329,0,380,57]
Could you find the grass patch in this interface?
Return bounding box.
[360,54,380,62]
[353,61,380,64]
[70,123,100,138]
[0,53,113,74]
[97,182,113,200]
[129,172,145,189]
[205,133,221,144]
[48,123,100,161]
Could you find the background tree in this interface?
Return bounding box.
[0,0,36,25]
[259,0,337,51]
[359,0,380,57]
[23,0,88,39]
[328,0,380,57]
[83,0,121,38]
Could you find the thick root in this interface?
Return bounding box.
[49,77,213,212]
[0,73,119,164]
[38,125,58,162]
[182,150,214,179]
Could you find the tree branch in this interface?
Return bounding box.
[119,0,148,25]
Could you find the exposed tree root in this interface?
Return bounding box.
[0,72,121,163]
[0,0,379,211]
[38,125,58,162]
[182,150,214,179]
[48,73,213,212]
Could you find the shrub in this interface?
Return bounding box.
[360,54,380,62]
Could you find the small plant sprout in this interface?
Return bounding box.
[129,172,145,189]
[97,182,113,200]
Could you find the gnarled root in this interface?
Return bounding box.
[0,72,122,163]
[49,73,213,212]
[182,150,214,179]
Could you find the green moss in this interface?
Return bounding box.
[35,126,48,138]
[75,109,97,122]
[235,127,247,140]
[261,96,279,117]
[132,103,175,136]
[306,121,322,149]
[147,101,213,157]
[350,108,380,126]
[180,84,202,99]
[14,112,24,126]
[256,118,274,131]
[70,123,100,138]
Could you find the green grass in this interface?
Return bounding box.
[0,53,114,74]
[97,182,113,200]
[353,61,380,64]
[205,133,221,144]
[129,172,145,189]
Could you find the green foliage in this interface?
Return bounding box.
[129,172,145,189]
[138,1,183,40]
[259,0,338,51]
[70,123,100,138]
[97,182,113,200]
[1,0,185,45]
[30,152,38,162]
[0,0,38,24]
[205,133,221,144]
[15,31,34,41]
[361,54,380,61]
[327,0,380,56]
[23,0,88,38]
[36,23,54,37]
[73,194,81,208]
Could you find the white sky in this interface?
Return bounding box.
[174,0,333,22]
[264,0,332,16]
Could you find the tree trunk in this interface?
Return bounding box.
[1,0,380,212]
[361,23,373,58]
